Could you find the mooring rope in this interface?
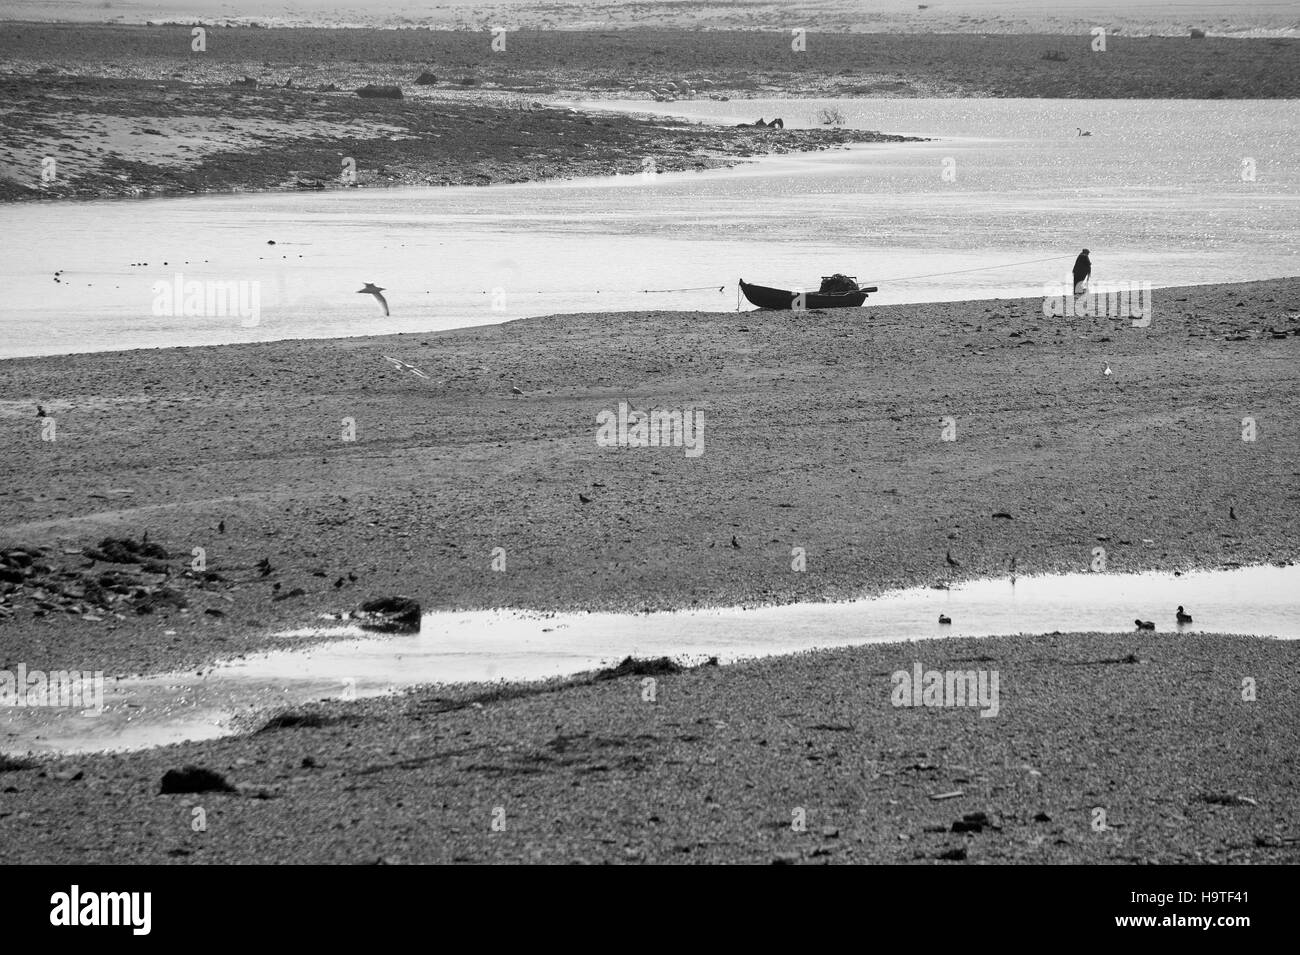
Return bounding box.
[858,254,1076,286]
[639,284,727,293]
[460,255,1075,299]
[476,285,725,295]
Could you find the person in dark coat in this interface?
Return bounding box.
[1072,249,1091,294]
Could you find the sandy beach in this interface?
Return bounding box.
[0,631,1295,864]
[2,5,1298,870]
[2,277,1297,675]
[1,275,1297,863]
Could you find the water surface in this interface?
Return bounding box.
[4,563,1296,755]
[4,98,1296,359]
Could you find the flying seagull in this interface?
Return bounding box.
[381,354,431,380]
[358,283,389,316]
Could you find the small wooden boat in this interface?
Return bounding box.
[739,278,875,310]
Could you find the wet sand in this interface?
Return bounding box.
[1,276,1296,676]
[0,71,908,202]
[1,276,1297,863]
[2,631,1296,864]
[4,24,1295,101]
[2,23,1297,200]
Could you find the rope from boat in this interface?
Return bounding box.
[859,254,1076,286]
[457,256,1074,299]
[639,285,727,293]
[472,285,726,295]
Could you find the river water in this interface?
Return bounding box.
[3,98,1296,359]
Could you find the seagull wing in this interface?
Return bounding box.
[381,355,432,381]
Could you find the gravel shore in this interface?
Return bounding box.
[2,631,1296,864]
[1,277,1297,862]
[1,276,1296,680]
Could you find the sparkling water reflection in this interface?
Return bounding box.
[4,563,1296,755]
[4,99,1296,358]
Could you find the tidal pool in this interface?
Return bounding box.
[3,563,1296,755]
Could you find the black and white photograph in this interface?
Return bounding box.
[0,0,1296,900]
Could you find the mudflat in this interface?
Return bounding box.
[1,269,1297,862]
[2,23,1297,200]
[1,277,1296,676]
[1,630,1296,864]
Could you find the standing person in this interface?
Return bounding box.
[1072,248,1092,295]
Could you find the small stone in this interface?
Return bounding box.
[159,765,237,795]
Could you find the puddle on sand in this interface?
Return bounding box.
[4,564,1297,756]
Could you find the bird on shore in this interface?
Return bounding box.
[218,520,225,534]
[35,405,47,417]
[510,386,524,396]
[1135,619,1155,630]
[1176,605,1193,624]
[1077,128,1092,136]
[578,493,592,504]
[1229,506,1237,520]
[946,550,961,568]
[358,283,389,316]
[938,614,952,625]
[731,535,741,549]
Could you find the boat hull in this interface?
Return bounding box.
[739,279,869,310]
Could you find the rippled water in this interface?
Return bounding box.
[3,98,1296,359]
[4,564,1296,755]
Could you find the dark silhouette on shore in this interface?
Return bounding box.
[1072,249,1091,294]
